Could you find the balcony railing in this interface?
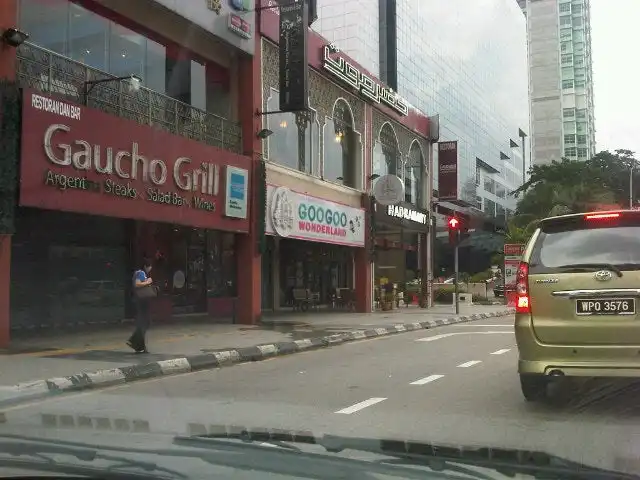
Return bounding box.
[16,42,242,154]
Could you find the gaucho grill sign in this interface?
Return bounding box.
[20,90,251,231]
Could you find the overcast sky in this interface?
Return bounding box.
[591,0,639,156]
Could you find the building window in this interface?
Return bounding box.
[562,79,574,89]
[484,177,495,195]
[373,123,401,179]
[577,134,587,144]
[564,121,577,134]
[496,183,506,199]
[565,147,577,157]
[324,99,360,188]
[563,108,575,118]
[18,0,229,114]
[560,28,572,40]
[564,134,576,145]
[561,41,571,52]
[559,2,571,13]
[561,54,573,65]
[484,199,496,218]
[405,143,423,205]
[266,90,317,176]
[574,56,584,67]
[578,147,588,158]
[577,122,587,134]
[572,17,583,27]
[475,166,481,186]
[206,231,237,298]
[560,16,571,26]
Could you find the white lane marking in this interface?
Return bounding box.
[410,374,445,385]
[335,397,387,414]
[457,360,482,368]
[416,331,512,342]
[453,324,513,327]
[491,348,511,355]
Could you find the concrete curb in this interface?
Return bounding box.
[0,309,514,408]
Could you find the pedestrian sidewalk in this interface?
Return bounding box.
[0,304,511,389]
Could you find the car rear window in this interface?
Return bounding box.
[530,225,640,272]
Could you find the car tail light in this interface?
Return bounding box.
[584,212,621,220]
[515,262,530,314]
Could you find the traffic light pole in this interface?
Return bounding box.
[454,242,460,315]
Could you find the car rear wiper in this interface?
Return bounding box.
[177,429,637,480]
[556,263,624,277]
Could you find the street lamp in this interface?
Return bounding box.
[83,74,142,105]
[630,159,638,209]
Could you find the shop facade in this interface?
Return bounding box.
[372,201,430,303]
[11,88,252,332]
[257,2,434,312]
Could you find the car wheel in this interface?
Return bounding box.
[519,374,548,402]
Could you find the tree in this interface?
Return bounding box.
[512,151,637,220]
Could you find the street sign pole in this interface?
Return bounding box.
[454,241,460,315]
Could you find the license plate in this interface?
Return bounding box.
[575,298,636,316]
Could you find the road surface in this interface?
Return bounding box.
[2,316,640,475]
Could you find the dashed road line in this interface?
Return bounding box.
[416,331,512,342]
[457,360,482,368]
[335,397,387,414]
[410,374,445,386]
[453,324,513,328]
[490,348,511,355]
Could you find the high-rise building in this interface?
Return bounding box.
[517,0,596,164]
[314,0,530,223]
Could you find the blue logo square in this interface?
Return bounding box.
[230,172,245,200]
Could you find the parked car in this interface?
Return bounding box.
[493,278,505,297]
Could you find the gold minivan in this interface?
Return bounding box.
[515,210,640,401]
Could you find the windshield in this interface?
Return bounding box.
[2,0,640,479]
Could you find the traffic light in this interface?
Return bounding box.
[448,216,471,246]
[448,217,460,246]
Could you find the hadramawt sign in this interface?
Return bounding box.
[322,44,409,116]
[387,205,427,224]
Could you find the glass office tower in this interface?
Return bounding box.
[314,0,530,219]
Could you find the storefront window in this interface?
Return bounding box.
[109,23,146,81]
[323,99,361,188]
[405,143,423,205]
[372,123,401,189]
[68,2,109,71]
[18,0,229,110]
[10,209,128,328]
[206,232,237,298]
[265,89,316,175]
[18,0,68,54]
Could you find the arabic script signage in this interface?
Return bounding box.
[322,44,409,116]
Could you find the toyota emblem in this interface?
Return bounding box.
[594,270,613,282]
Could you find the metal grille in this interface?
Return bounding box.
[16,42,242,154]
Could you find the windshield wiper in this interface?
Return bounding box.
[0,434,187,480]
[556,263,624,277]
[177,429,638,480]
